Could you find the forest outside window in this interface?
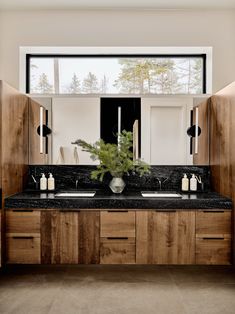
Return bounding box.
[26,54,206,95]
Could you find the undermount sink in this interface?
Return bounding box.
[141,191,182,198]
[55,191,96,198]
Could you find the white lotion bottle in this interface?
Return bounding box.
[181,174,189,191]
[190,174,197,191]
[40,173,47,191]
[48,173,55,191]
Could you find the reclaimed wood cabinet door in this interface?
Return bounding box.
[195,210,232,265]
[41,210,100,264]
[136,211,195,264]
[6,209,41,264]
[100,210,136,264]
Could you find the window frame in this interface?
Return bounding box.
[19,47,212,94]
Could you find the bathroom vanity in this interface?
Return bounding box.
[5,185,232,265]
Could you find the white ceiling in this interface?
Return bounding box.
[0,0,235,10]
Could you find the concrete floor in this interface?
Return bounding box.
[0,265,235,314]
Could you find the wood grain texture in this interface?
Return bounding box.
[51,211,61,264]
[1,81,29,199]
[196,210,231,237]
[100,211,135,238]
[193,99,210,165]
[6,210,40,234]
[0,81,30,267]
[60,212,79,264]
[136,211,195,264]
[196,237,231,265]
[6,235,41,264]
[41,211,52,264]
[209,83,235,263]
[44,210,100,265]
[100,238,136,264]
[78,211,100,264]
[51,211,79,264]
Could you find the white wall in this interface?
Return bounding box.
[0,9,235,92]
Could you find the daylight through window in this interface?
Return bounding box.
[27,55,206,94]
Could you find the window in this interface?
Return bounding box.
[26,54,206,95]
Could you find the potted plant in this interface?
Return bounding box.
[76,131,150,193]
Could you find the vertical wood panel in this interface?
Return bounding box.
[209,84,235,263]
[78,211,100,264]
[177,211,195,264]
[136,211,195,265]
[154,212,178,264]
[41,211,52,264]
[1,81,29,199]
[0,81,30,267]
[136,211,149,264]
[60,212,78,264]
[51,211,61,264]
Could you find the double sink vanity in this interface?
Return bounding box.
[5,167,232,266]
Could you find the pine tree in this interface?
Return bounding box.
[35,73,53,93]
[82,72,99,93]
[100,75,109,93]
[68,73,80,93]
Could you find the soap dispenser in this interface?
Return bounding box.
[190,174,197,191]
[40,173,47,191]
[48,173,55,191]
[181,174,189,191]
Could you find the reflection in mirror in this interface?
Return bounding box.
[29,95,209,166]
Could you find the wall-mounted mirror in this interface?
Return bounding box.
[29,95,209,165]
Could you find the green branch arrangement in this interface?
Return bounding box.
[75,130,150,181]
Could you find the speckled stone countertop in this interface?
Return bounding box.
[4,189,233,210]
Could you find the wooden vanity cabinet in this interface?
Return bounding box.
[195,210,232,265]
[136,210,196,264]
[41,210,100,264]
[5,208,232,265]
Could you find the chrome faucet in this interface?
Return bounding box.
[156,177,169,191]
[31,175,39,190]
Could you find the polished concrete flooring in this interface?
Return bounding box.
[0,265,235,314]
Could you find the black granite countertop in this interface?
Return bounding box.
[4,189,233,210]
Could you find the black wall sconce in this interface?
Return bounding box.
[37,109,52,154]
[187,109,201,155]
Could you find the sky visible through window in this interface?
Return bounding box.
[29,56,204,94]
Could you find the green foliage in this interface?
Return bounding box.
[114,58,181,94]
[76,131,150,181]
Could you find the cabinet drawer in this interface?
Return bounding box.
[6,235,41,264]
[196,237,231,265]
[100,238,135,264]
[196,210,231,236]
[6,210,40,233]
[100,211,135,238]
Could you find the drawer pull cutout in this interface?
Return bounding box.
[202,211,224,213]
[107,210,128,213]
[202,237,225,240]
[107,237,129,240]
[12,210,34,213]
[12,236,34,240]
